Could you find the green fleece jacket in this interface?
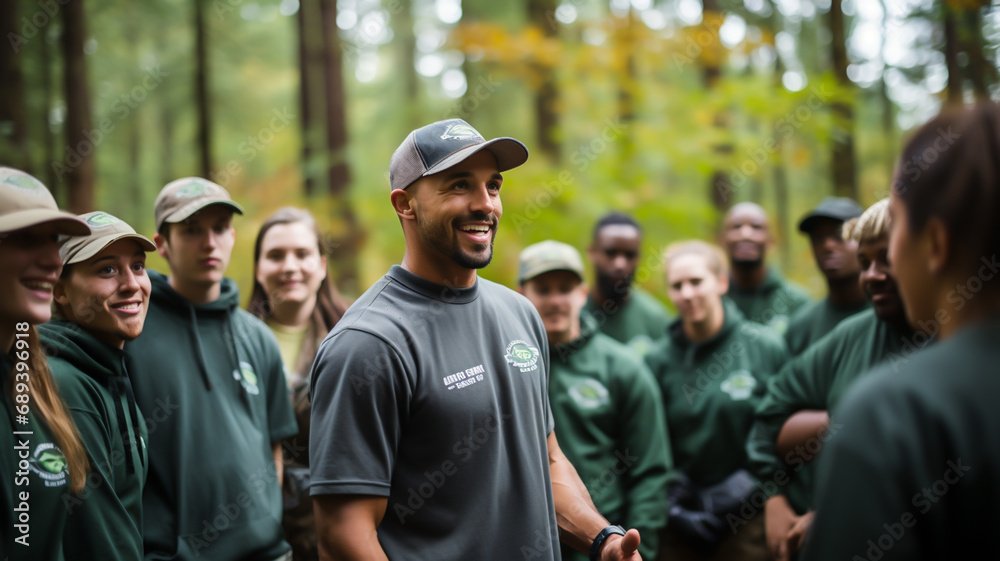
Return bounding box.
[747,309,919,512]
[784,297,869,356]
[584,287,672,357]
[40,320,148,561]
[645,302,788,487]
[550,317,672,561]
[125,270,297,561]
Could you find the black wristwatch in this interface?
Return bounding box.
[589,525,627,561]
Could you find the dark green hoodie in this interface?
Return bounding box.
[125,270,297,561]
[645,301,788,487]
[727,267,812,335]
[550,316,672,561]
[2,349,73,560]
[747,309,920,512]
[39,320,148,561]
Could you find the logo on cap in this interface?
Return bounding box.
[175,180,216,199]
[85,212,120,228]
[2,173,44,191]
[440,123,482,141]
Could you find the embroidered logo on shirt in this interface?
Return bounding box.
[233,361,260,395]
[28,442,69,487]
[569,379,610,409]
[442,364,486,391]
[504,340,540,373]
[720,369,756,400]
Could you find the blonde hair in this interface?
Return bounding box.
[663,240,730,278]
[846,198,890,244]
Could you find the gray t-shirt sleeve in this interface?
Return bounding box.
[309,328,411,496]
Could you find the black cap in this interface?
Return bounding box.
[798,197,863,233]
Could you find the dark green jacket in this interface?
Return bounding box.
[727,267,811,335]
[747,309,918,512]
[40,320,148,561]
[2,348,73,560]
[126,270,297,561]
[551,317,672,561]
[803,319,1000,561]
[645,302,787,487]
[584,287,672,357]
[784,297,869,356]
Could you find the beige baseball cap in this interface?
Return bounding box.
[518,240,585,284]
[153,177,244,230]
[60,211,156,265]
[0,167,90,235]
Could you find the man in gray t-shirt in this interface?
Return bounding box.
[310,119,642,560]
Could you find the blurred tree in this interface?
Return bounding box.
[1,0,32,173]
[526,0,560,161]
[62,0,96,213]
[297,0,322,195]
[701,0,733,213]
[828,0,858,200]
[194,0,213,177]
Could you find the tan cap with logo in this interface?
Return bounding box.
[60,211,156,265]
[154,177,244,230]
[0,167,90,235]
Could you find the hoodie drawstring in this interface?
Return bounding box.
[187,304,214,391]
[222,309,253,410]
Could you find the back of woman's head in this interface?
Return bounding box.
[893,102,1000,269]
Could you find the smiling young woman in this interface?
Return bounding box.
[38,211,156,561]
[0,167,91,560]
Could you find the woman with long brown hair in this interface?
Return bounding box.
[248,206,348,560]
[0,167,91,559]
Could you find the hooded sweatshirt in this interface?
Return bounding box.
[550,315,672,561]
[125,270,297,561]
[727,267,812,335]
[645,301,788,487]
[39,320,148,561]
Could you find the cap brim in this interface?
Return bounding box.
[421,137,529,180]
[0,209,91,236]
[798,213,849,233]
[520,265,584,285]
[65,232,156,265]
[162,199,245,226]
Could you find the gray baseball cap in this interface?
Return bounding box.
[798,197,864,233]
[154,177,244,230]
[518,240,585,285]
[60,211,156,265]
[389,118,529,190]
[0,167,90,235]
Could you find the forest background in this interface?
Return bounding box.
[2,0,997,305]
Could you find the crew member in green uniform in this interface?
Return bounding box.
[126,178,297,561]
[784,197,867,356]
[646,240,787,561]
[519,240,672,561]
[40,211,154,560]
[803,103,1000,561]
[309,118,642,560]
[721,203,811,335]
[584,212,672,357]
[747,199,927,561]
[0,167,91,560]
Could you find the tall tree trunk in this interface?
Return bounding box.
[61,0,95,213]
[41,21,58,192]
[527,0,559,161]
[942,3,963,105]
[396,0,421,131]
[126,0,142,218]
[702,0,732,213]
[962,7,992,101]
[878,0,895,175]
[318,0,360,295]
[297,0,321,195]
[828,0,857,200]
[194,0,213,178]
[1,0,32,172]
